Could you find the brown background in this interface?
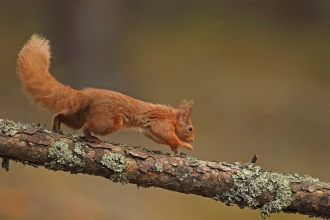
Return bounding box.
[1,1,330,219]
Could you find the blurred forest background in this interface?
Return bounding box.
[1,1,330,219]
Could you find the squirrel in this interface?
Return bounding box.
[16,34,194,154]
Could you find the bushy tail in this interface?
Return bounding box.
[17,34,90,113]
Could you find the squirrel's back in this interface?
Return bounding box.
[17,34,90,113]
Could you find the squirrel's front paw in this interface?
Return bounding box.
[183,143,193,150]
[170,143,193,155]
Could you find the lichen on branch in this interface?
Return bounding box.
[0,118,330,219]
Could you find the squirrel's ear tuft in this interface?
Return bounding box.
[178,100,194,121]
[179,100,194,111]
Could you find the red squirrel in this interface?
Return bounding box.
[17,34,194,154]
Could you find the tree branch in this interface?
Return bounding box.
[0,119,329,219]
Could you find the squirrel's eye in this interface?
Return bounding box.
[188,126,193,132]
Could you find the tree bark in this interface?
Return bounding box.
[0,119,329,219]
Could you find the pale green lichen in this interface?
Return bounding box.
[100,152,128,185]
[45,140,84,172]
[0,119,26,136]
[290,173,319,183]
[71,131,79,138]
[213,163,294,219]
[42,129,52,134]
[0,118,52,135]
[213,163,326,219]
[100,152,126,173]
[74,143,87,156]
[154,162,163,172]
[181,153,199,164]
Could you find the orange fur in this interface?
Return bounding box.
[17,34,194,154]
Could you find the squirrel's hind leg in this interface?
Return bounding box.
[52,111,87,131]
[81,115,123,144]
[52,114,62,131]
[82,121,101,143]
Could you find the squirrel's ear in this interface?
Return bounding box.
[179,109,190,121]
[178,100,194,121]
